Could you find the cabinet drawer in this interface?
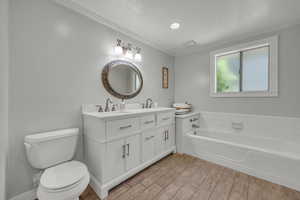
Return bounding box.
[157,112,174,126]
[107,118,140,139]
[141,115,156,130]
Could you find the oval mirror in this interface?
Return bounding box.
[102,60,143,99]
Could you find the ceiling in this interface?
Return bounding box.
[56,0,300,56]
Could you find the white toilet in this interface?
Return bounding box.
[24,128,90,200]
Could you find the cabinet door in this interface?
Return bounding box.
[142,130,156,163]
[165,125,175,150]
[125,134,141,171]
[154,128,166,156]
[105,139,126,182]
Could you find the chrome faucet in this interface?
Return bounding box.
[104,98,113,112]
[192,124,200,129]
[145,98,153,108]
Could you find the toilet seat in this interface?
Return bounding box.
[37,161,90,200]
[40,161,88,191]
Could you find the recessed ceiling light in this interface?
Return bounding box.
[170,22,180,30]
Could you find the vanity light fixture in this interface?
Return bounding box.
[170,22,180,30]
[114,39,123,55]
[114,39,142,61]
[134,47,142,62]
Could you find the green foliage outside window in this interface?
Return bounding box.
[216,57,239,92]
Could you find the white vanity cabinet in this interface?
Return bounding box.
[104,134,140,182]
[83,108,176,199]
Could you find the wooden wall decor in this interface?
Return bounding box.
[162,67,169,89]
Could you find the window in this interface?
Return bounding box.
[210,36,278,97]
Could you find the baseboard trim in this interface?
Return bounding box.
[9,189,37,200]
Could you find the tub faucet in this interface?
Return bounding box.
[145,98,153,108]
[104,98,113,112]
[192,124,200,129]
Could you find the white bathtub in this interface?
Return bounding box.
[184,129,300,191]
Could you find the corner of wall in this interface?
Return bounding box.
[0,0,9,199]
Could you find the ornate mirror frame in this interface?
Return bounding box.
[102,60,143,99]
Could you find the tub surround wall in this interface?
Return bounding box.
[8,0,174,198]
[0,0,9,199]
[197,111,300,143]
[175,24,300,118]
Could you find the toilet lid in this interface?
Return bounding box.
[40,161,88,190]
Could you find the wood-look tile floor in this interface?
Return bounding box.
[80,154,300,200]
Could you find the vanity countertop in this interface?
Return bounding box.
[83,107,175,120]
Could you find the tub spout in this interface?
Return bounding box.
[192,124,200,129]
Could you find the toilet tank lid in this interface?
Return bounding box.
[25,128,79,144]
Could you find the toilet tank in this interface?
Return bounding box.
[24,128,79,169]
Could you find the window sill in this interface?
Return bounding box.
[210,91,278,98]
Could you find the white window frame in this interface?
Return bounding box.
[210,36,278,97]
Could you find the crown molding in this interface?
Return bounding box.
[52,0,173,56]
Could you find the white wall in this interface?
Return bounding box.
[0,0,9,199]
[175,24,300,118]
[8,0,174,198]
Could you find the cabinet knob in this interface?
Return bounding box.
[122,145,126,158]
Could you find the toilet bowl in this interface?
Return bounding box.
[24,128,90,200]
[37,161,90,200]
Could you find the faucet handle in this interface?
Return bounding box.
[96,105,103,112]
